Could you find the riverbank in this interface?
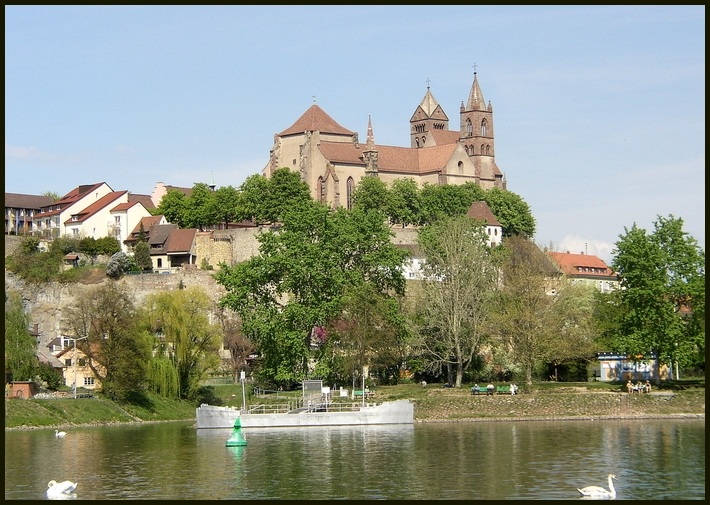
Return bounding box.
[5,381,704,430]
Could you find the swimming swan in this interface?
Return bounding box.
[47,480,77,498]
[55,430,67,437]
[578,473,616,499]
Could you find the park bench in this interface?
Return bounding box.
[496,385,513,395]
[353,390,375,399]
[470,387,494,396]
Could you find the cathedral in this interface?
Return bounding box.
[262,72,507,209]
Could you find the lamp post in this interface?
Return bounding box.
[73,337,88,399]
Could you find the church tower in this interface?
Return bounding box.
[459,70,495,182]
[410,82,449,148]
[363,115,379,176]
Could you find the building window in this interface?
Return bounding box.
[458,161,464,174]
[78,358,86,366]
[346,177,355,210]
[84,377,95,386]
[466,118,473,135]
[481,119,487,136]
[415,138,420,148]
[157,258,162,268]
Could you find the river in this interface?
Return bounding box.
[4,418,704,500]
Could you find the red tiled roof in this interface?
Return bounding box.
[165,228,197,254]
[128,193,156,209]
[466,201,501,226]
[279,104,356,137]
[428,129,460,145]
[547,252,615,278]
[317,141,457,175]
[63,191,127,225]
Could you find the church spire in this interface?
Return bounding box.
[466,68,486,111]
[363,115,379,176]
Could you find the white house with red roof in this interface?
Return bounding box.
[546,251,619,293]
[31,182,153,252]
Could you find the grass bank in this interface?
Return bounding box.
[5,380,704,429]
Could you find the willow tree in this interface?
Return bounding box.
[141,287,222,400]
[414,214,500,387]
[5,291,38,381]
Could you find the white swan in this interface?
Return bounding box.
[578,473,616,499]
[47,480,77,498]
[55,430,67,437]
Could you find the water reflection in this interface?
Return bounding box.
[5,419,704,500]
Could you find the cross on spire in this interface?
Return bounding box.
[426,78,430,89]
[312,95,316,103]
[473,63,478,74]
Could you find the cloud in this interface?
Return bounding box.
[5,143,42,160]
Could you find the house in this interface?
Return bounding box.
[263,71,506,210]
[127,221,199,273]
[6,381,38,399]
[29,183,153,252]
[62,190,153,252]
[546,251,619,293]
[56,343,102,392]
[4,192,55,235]
[594,352,673,382]
[33,182,114,240]
[465,201,503,248]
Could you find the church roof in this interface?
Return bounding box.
[279,104,356,137]
[317,141,458,175]
[466,72,487,111]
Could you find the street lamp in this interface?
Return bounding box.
[73,337,88,399]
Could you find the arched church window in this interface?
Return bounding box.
[481,119,487,136]
[346,177,355,210]
[318,177,326,203]
[481,144,485,154]
[458,161,464,174]
[416,138,420,148]
[466,119,473,135]
[486,145,490,155]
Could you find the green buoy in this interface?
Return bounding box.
[226,416,247,447]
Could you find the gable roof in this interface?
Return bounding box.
[279,104,356,137]
[63,191,127,225]
[165,228,197,254]
[37,182,109,218]
[317,141,459,175]
[547,251,616,279]
[466,201,501,226]
[4,193,55,209]
[128,193,156,209]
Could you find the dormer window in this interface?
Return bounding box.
[71,215,79,221]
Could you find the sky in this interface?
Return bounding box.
[5,5,705,264]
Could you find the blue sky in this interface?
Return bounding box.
[5,5,705,264]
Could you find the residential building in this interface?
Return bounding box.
[546,251,619,293]
[465,201,503,248]
[4,192,55,235]
[33,182,114,240]
[263,71,506,209]
[125,219,199,272]
[29,183,153,252]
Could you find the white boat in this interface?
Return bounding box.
[196,399,414,429]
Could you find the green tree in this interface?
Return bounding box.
[96,236,121,256]
[210,185,241,228]
[236,173,272,224]
[62,283,151,401]
[419,183,485,225]
[387,178,421,227]
[216,200,407,386]
[490,235,591,386]
[42,191,60,201]
[413,215,500,387]
[155,189,188,227]
[184,183,216,230]
[134,240,153,272]
[610,215,705,377]
[352,176,389,215]
[141,287,222,400]
[266,167,313,223]
[483,187,536,237]
[79,237,101,264]
[5,291,38,381]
